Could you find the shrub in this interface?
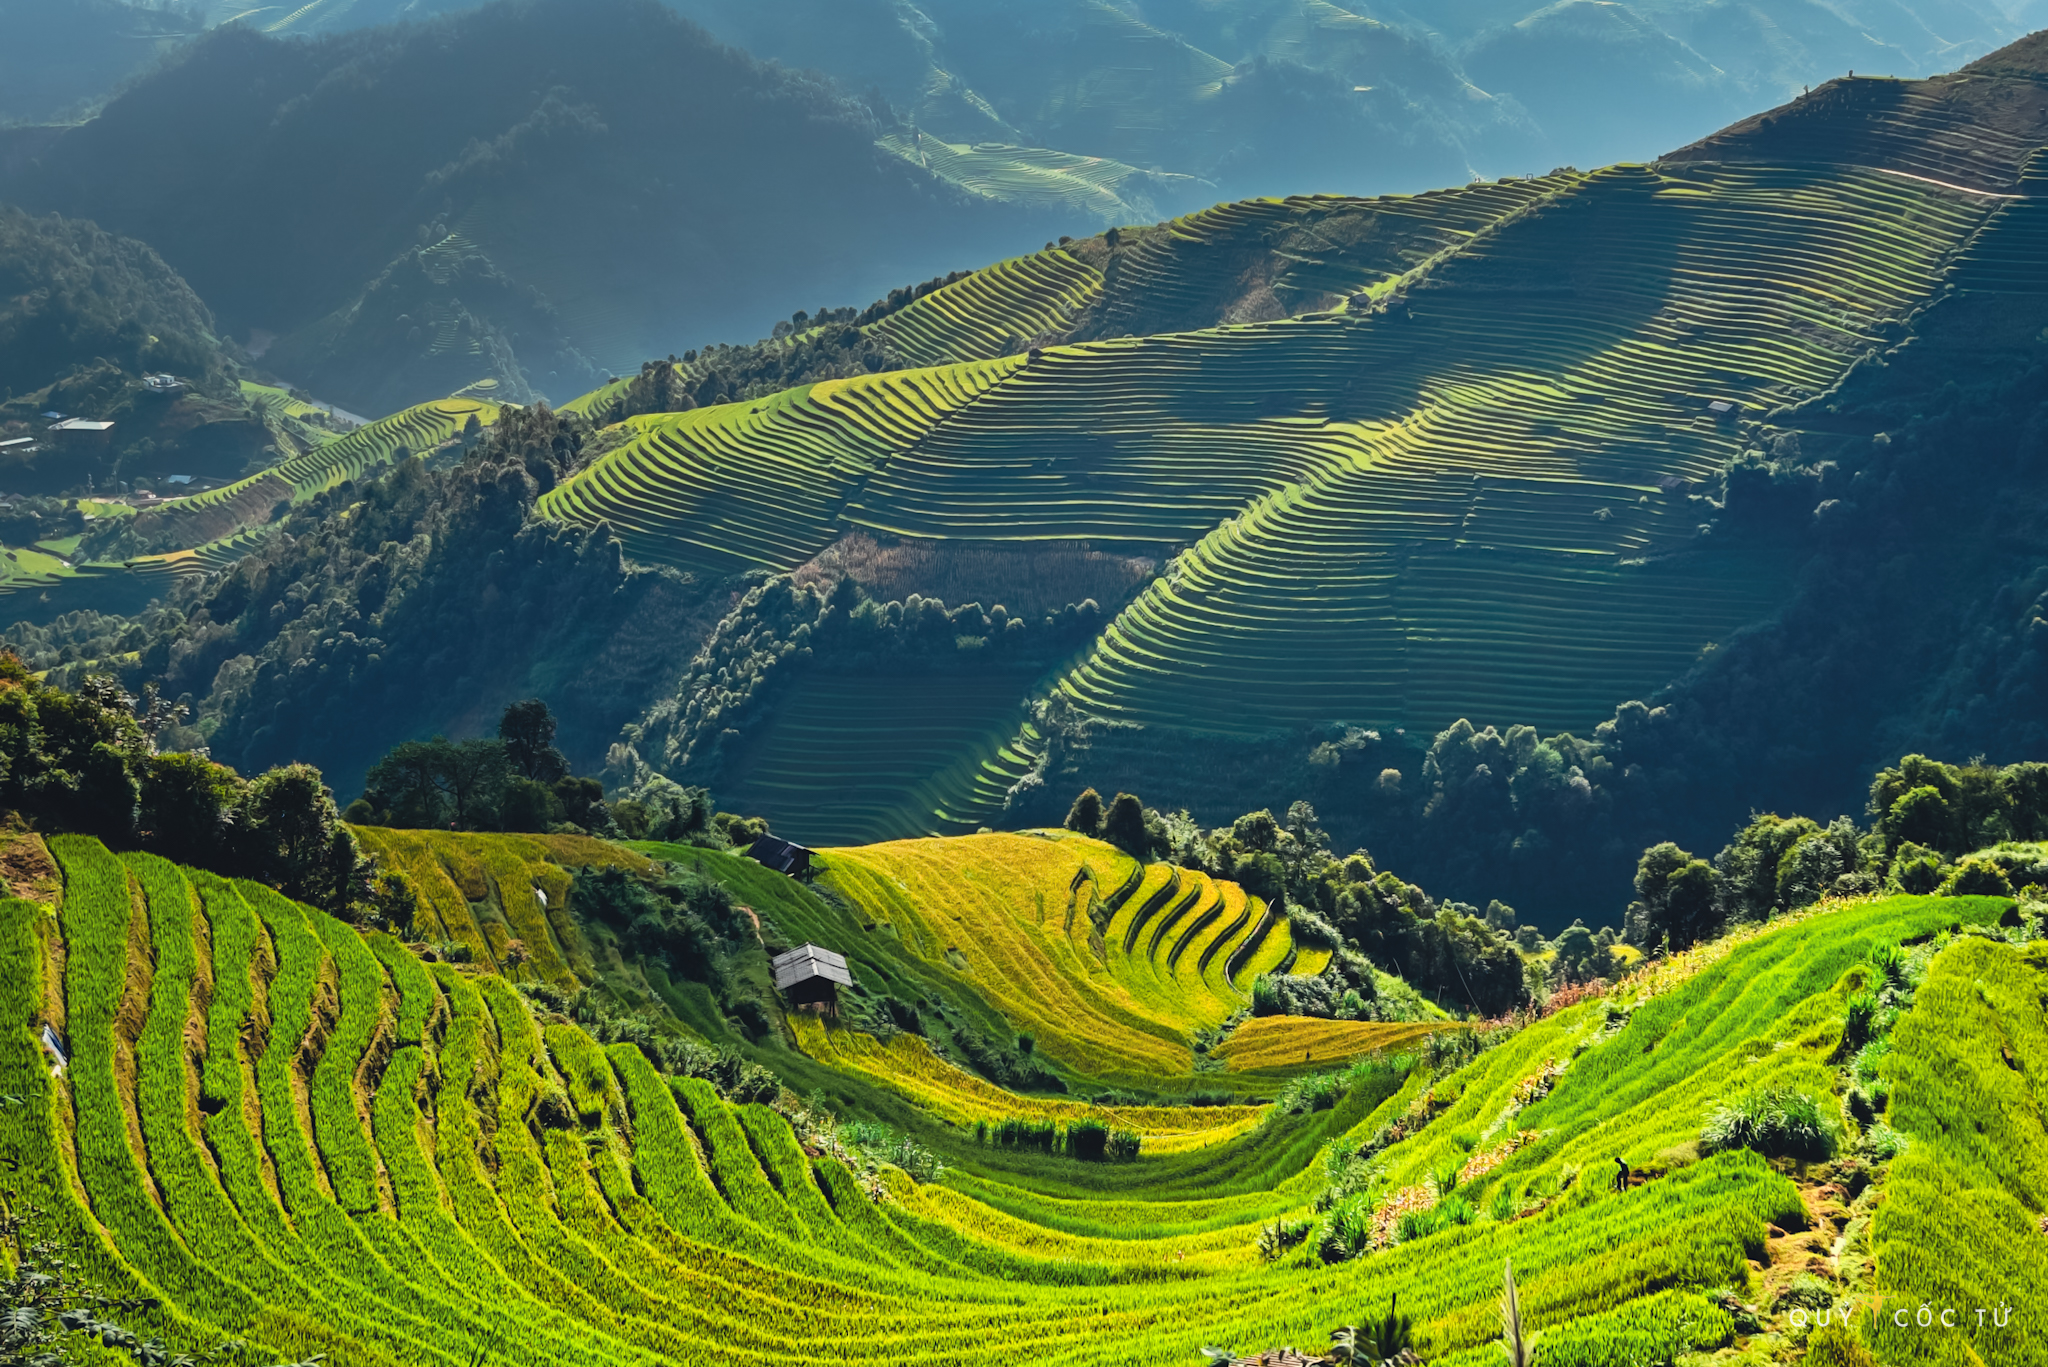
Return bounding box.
[1700,1087,1839,1162]
[1803,1325,1877,1367]
[838,1121,945,1183]
[1319,1197,1372,1263]
[1841,990,1878,1049]
[1867,942,1910,990]
[1273,1070,1347,1114]
[1394,1205,1441,1243]
[1257,1216,1312,1261]
[1941,854,2013,898]
[986,1116,1060,1153]
[1064,1118,1110,1161]
[1889,842,1946,895]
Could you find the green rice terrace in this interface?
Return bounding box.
[539,51,2048,842]
[3,821,2043,1367]
[0,398,496,620]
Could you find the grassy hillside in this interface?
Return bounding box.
[1,822,2034,1366]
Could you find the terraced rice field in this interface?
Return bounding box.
[171,396,497,532]
[348,827,644,979]
[788,1015,1264,1151]
[538,364,1016,573]
[1214,1018,1446,1073]
[875,134,1187,221]
[866,249,1103,366]
[548,159,2006,833]
[238,380,338,426]
[4,826,2029,1367]
[718,667,1041,847]
[0,544,205,619]
[0,397,503,621]
[816,831,1326,1088]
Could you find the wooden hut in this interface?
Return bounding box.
[772,943,851,1016]
[747,834,813,880]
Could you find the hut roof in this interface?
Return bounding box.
[747,834,812,875]
[772,943,852,991]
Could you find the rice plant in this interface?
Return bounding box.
[1699,1087,1840,1162]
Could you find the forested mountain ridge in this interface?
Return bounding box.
[0,0,1071,417]
[0,203,292,496]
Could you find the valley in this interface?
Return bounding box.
[0,11,2044,1367]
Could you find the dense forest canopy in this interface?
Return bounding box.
[0,204,224,401]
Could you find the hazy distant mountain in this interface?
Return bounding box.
[671,0,2028,199]
[0,0,195,123]
[13,0,2026,226]
[0,0,1068,415]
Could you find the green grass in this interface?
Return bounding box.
[1868,933,2048,1365]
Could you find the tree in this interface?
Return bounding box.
[501,777,564,831]
[555,775,606,830]
[436,738,510,827]
[1103,791,1148,856]
[1552,919,1596,963]
[1884,785,1956,855]
[499,699,569,783]
[1231,809,1280,852]
[139,751,242,863]
[233,763,369,913]
[362,739,447,826]
[1064,787,1103,836]
[1634,842,1719,950]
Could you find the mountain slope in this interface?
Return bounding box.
[562,156,2013,837]
[527,40,2048,921]
[0,0,1071,415]
[0,202,276,496]
[0,0,193,124]
[673,0,2031,205]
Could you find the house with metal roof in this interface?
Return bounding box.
[772,943,851,1015]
